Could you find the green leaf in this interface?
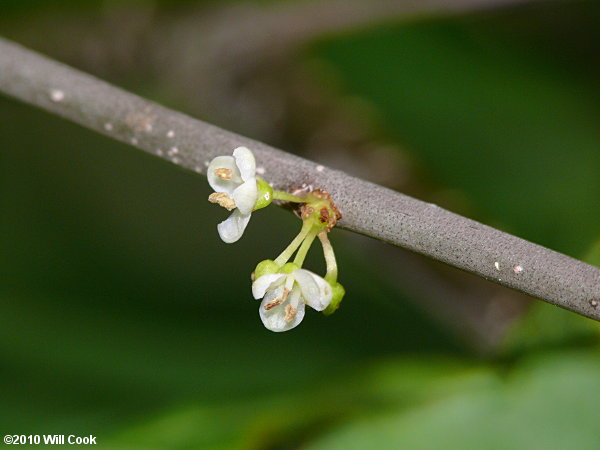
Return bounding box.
[308,351,600,450]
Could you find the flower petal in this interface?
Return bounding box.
[262,284,285,303]
[293,269,332,311]
[233,146,256,182]
[252,273,286,300]
[259,297,305,332]
[232,178,258,215]
[216,209,251,243]
[207,156,242,194]
[310,275,333,311]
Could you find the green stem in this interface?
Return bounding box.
[318,232,338,283]
[293,225,318,267]
[274,220,313,267]
[272,190,306,203]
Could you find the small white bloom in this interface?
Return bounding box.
[208,147,258,243]
[252,269,333,332]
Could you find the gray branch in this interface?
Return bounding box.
[1,37,598,321]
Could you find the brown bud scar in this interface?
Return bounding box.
[284,304,297,322]
[289,187,342,231]
[301,205,314,220]
[215,168,233,180]
[312,189,341,225]
[208,192,236,211]
[320,207,329,224]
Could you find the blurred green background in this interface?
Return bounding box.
[1,0,599,448]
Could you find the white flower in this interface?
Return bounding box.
[252,269,333,332]
[207,147,258,243]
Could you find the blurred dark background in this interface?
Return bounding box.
[1,0,599,448]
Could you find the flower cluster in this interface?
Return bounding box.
[207,147,345,332]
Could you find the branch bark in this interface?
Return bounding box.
[1,37,598,321]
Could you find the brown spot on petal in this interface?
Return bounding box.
[264,288,290,310]
[264,298,282,310]
[208,192,236,211]
[284,304,297,322]
[215,168,233,180]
